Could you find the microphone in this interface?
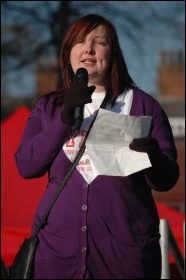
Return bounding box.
[74,68,89,129]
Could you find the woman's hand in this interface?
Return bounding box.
[129,137,162,166]
[61,82,96,125]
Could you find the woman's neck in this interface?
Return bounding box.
[88,83,106,93]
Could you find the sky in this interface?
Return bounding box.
[1,1,185,97]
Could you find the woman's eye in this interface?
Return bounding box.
[95,41,106,46]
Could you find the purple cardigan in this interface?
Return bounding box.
[15,88,179,279]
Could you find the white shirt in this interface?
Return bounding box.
[63,89,133,183]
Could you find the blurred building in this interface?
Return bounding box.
[36,57,59,95]
[152,50,185,213]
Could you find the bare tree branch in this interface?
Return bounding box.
[1,1,185,95]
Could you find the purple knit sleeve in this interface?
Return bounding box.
[131,89,179,191]
[14,96,71,178]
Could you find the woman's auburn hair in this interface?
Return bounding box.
[35,14,137,110]
[59,14,137,105]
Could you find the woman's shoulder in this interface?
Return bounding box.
[133,88,156,100]
[133,87,161,106]
[131,87,165,116]
[36,91,62,104]
[34,91,63,110]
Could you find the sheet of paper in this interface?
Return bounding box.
[86,108,153,177]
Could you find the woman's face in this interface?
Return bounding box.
[70,25,112,86]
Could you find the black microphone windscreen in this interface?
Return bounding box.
[74,68,88,85]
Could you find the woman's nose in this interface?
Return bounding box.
[84,42,95,54]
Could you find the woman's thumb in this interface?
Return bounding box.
[89,85,96,94]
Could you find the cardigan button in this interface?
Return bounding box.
[82,247,86,252]
[82,205,87,211]
[83,183,89,188]
[81,226,87,232]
